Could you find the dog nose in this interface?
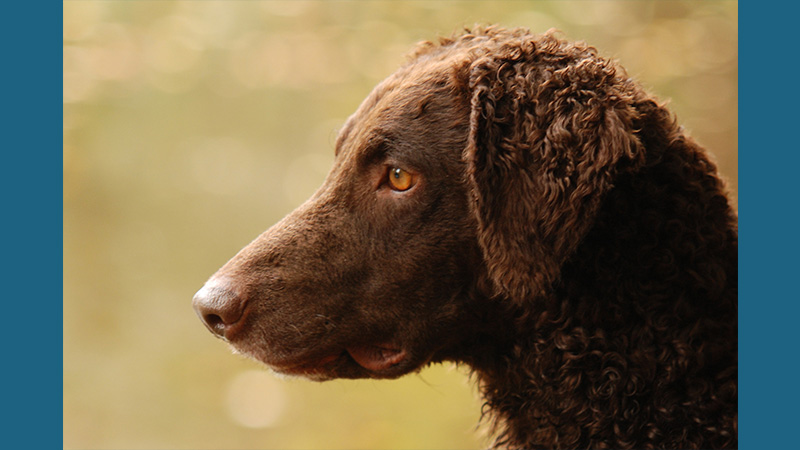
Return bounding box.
[192,280,246,339]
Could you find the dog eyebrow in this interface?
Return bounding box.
[356,132,394,168]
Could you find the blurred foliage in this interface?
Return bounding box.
[63,1,737,449]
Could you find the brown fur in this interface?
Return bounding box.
[193,27,737,449]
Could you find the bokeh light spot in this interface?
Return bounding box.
[225,370,288,429]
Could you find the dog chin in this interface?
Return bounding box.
[230,346,347,380]
[271,353,417,381]
[228,340,419,381]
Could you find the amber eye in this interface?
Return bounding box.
[388,167,415,191]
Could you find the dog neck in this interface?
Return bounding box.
[453,130,738,449]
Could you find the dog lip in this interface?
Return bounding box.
[267,350,347,376]
[255,344,405,378]
[346,343,407,373]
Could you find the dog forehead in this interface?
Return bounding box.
[335,57,466,158]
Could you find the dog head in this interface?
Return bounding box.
[193,27,645,379]
[193,42,480,380]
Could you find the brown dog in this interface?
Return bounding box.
[193,27,737,449]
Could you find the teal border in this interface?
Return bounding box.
[738,2,796,449]
[7,2,63,448]
[14,1,794,448]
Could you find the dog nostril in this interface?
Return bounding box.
[192,281,246,339]
[203,313,225,330]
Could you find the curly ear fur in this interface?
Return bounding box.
[407,27,737,448]
[463,31,646,301]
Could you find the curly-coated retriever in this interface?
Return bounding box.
[193,27,738,449]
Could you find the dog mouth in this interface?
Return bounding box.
[249,342,408,379]
[270,352,347,377]
[346,344,407,372]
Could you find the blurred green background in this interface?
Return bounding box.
[63,1,737,449]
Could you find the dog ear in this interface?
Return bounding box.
[463,34,645,302]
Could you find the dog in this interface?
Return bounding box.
[193,27,737,449]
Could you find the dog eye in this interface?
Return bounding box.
[388,167,415,191]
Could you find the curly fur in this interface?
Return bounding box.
[194,26,738,450]
[421,27,738,449]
